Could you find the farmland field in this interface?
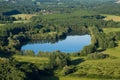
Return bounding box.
[102,14,120,22]
[12,14,36,20]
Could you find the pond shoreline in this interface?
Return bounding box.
[21,35,91,54]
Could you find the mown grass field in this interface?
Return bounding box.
[12,14,36,20]
[102,14,120,22]
[13,55,48,64]
[103,28,120,33]
[11,14,36,23]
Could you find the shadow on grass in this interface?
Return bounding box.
[40,75,59,80]
[18,62,60,80]
[71,58,85,65]
[96,49,105,53]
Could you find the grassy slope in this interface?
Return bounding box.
[70,42,120,80]
[61,26,120,80]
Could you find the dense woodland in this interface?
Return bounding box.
[1,0,120,80]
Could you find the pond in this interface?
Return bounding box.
[21,35,91,53]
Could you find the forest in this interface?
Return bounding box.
[0,0,120,80]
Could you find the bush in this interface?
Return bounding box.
[48,51,71,69]
[61,65,76,76]
[80,45,96,56]
[87,53,109,60]
[0,59,25,80]
[23,50,35,57]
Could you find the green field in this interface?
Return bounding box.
[104,41,120,59]
[13,55,48,64]
[12,14,36,20]
[103,28,120,33]
[11,14,36,23]
[0,24,5,26]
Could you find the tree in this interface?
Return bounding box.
[48,51,71,69]
[80,45,96,56]
[0,58,25,80]
[61,65,75,76]
[24,50,35,57]
[108,41,115,48]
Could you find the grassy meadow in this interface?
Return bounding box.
[63,41,120,80]
[102,14,120,22]
[12,14,36,20]
[0,24,5,26]
[13,55,48,64]
[103,28,120,34]
[11,14,36,23]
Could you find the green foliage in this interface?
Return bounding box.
[87,53,109,60]
[0,58,25,80]
[48,51,71,69]
[23,50,35,57]
[0,0,120,80]
[80,45,96,56]
[89,26,116,50]
[61,65,76,76]
[75,61,120,79]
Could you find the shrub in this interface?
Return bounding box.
[61,65,76,76]
[87,53,109,60]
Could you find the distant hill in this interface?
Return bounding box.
[0,0,117,4]
[115,0,120,3]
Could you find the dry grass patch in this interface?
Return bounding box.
[102,14,120,22]
[12,14,36,20]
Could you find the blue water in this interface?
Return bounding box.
[21,35,91,53]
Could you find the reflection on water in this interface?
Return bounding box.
[21,35,91,53]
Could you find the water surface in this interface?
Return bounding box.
[21,35,91,53]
